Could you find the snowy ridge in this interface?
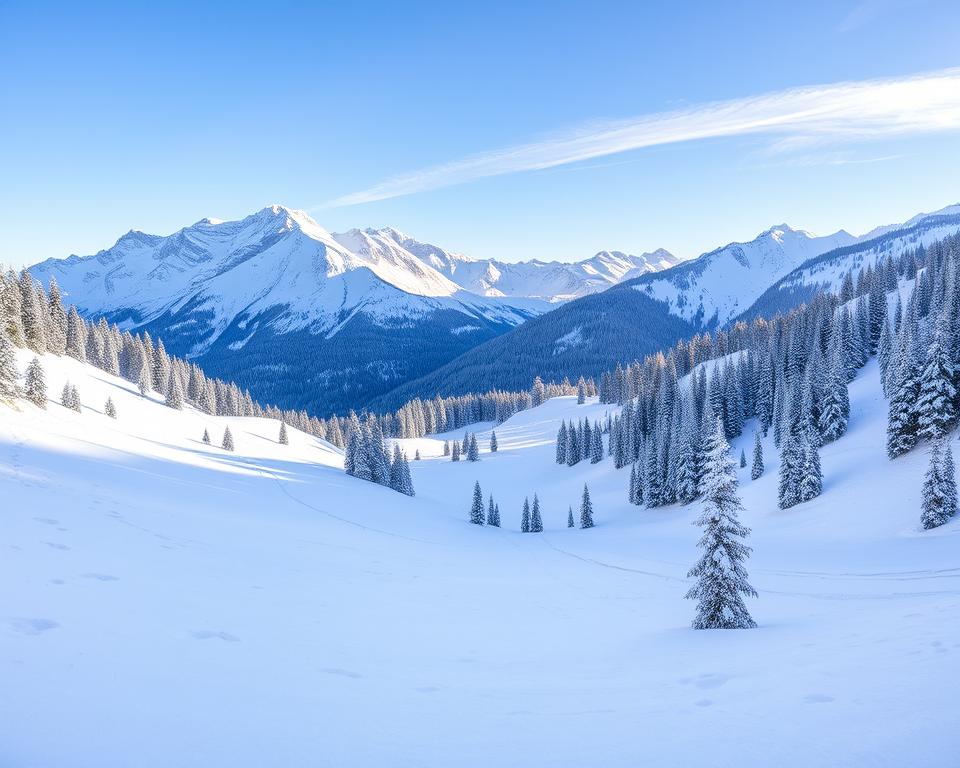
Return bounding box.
[628,223,857,327]
[743,205,960,319]
[629,204,960,329]
[376,227,681,301]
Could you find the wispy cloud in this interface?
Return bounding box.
[320,68,960,208]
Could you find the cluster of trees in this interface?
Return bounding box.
[555,418,604,466]
[445,432,481,462]
[0,269,352,442]
[343,413,415,496]
[878,233,960,528]
[468,482,502,526]
[579,241,954,514]
[469,483,595,531]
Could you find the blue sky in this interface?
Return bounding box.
[2,0,960,267]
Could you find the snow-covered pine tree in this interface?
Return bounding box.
[414,449,421,461]
[19,271,47,353]
[490,431,498,452]
[521,497,531,532]
[451,440,460,461]
[567,506,575,528]
[886,333,921,458]
[577,376,586,405]
[530,494,543,532]
[921,439,954,529]
[531,376,546,407]
[202,428,211,445]
[590,422,603,463]
[628,462,639,505]
[389,445,405,492]
[917,329,957,440]
[739,449,747,468]
[0,326,18,402]
[104,397,116,419]
[165,369,184,409]
[878,313,893,395]
[443,440,450,457]
[279,422,289,445]
[467,433,480,461]
[46,277,68,355]
[24,357,46,408]
[751,431,764,480]
[555,421,567,464]
[819,341,850,444]
[685,417,757,629]
[469,481,485,525]
[799,427,823,503]
[69,384,80,412]
[487,495,500,526]
[579,484,594,529]
[222,426,235,451]
[943,441,957,521]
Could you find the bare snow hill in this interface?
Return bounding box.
[1,345,958,767]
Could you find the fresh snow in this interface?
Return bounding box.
[2,348,958,767]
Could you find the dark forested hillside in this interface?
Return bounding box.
[367,285,696,411]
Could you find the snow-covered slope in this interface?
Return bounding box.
[2,346,957,767]
[376,227,681,301]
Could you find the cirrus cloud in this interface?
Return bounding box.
[321,67,960,208]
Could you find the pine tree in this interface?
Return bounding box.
[917,330,957,440]
[577,376,587,405]
[451,440,460,462]
[556,421,568,464]
[414,449,421,461]
[202,428,211,445]
[530,494,543,532]
[46,277,68,355]
[739,449,747,469]
[104,397,116,419]
[469,482,484,525]
[567,506,575,528]
[521,497,531,532]
[921,439,955,529]
[887,343,921,458]
[65,307,86,361]
[799,428,822,503]
[279,422,289,445]
[443,440,450,457]
[0,326,18,402]
[222,426,235,452]
[487,495,500,527]
[467,433,480,461]
[165,370,184,409]
[590,423,603,463]
[579,484,594,529]
[489,431,498,452]
[23,357,46,407]
[751,431,764,480]
[685,418,757,629]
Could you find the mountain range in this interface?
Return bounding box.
[28,202,960,415]
[28,206,677,414]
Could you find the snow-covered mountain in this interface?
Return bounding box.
[372,204,960,407]
[627,224,858,327]
[744,204,960,320]
[27,206,546,415]
[372,227,681,301]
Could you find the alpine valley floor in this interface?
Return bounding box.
[1,350,958,767]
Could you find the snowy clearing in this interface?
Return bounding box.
[1,350,958,767]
